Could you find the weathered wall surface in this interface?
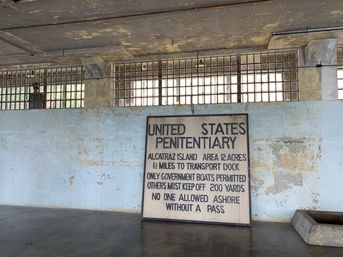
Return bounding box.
[0,101,342,221]
[1,0,343,65]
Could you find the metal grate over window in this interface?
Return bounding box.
[338,46,343,100]
[112,51,298,107]
[0,66,84,110]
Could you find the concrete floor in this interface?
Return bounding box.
[0,205,342,257]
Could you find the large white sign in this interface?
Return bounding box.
[142,114,250,225]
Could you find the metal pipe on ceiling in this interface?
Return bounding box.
[272,26,343,36]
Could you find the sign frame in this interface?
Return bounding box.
[141,113,251,226]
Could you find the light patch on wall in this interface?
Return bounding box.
[250,136,321,198]
[251,143,272,171]
[271,137,321,172]
[266,172,303,195]
[28,9,42,14]
[249,35,267,45]
[52,15,60,21]
[330,10,343,17]
[250,175,265,197]
[0,0,18,10]
[262,22,280,31]
[66,26,131,40]
[66,30,102,40]
[81,159,110,166]
[113,26,131,37]
[251,137,321,173]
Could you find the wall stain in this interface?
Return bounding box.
[66,30,102,40]
[271,137,320,172]
[82,159,109,166]
[97,172,112,180]
[80,159,140,167]
[330,10,343,16]
[250,137,321,196]
[250,159,270,171]
[251,176,265,197]
[52,15,60,21]
[69,176,75,186]
[312,192,320,205]
[0,1,17,10]
[266,172,303,195]
[252,137,321,174]
[66,26,131,40]
[28,9,42,14]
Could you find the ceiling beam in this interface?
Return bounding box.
[0,31,43,54]
[0,0,271,31]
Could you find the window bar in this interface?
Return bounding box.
[12,71,15,109]
[18,70,21,109]
[6,72,11,110]
[43,68,47,108]
[114,65,119,107]
[212,57,215,104]
[0,73,2,110]
[69,67,72,107]
[123,64,126,107]
[196,54,200,105]
[172,59,175,105]
[276,52,280,102]
[237,56,242,103]
[6,71,9,110]
[281,52,286,101]
[230,55,234,103]
[53,68,56,108]
[3,72,6,110]
[267,52,271,102]
[8,71,12,110]
[72,68,76,106]
[274,52,278,101]
[177,59,181,105]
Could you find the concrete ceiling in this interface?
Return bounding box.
[0,0,342,66]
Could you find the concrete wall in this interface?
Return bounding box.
[1,101,342,221]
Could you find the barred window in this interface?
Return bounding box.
[112,51,298,107]
[0,66,84,110]
[338,46,343,100]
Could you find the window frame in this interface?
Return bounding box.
[0,66,85,111]
[337,46,343,100]
[111,50,299,107]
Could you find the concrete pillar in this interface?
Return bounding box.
[299,39,337,101]
[82,57,112,108]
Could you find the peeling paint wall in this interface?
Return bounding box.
[0,101,342,221]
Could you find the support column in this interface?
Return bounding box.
[82,57,112,108]
[299,39,337,101]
